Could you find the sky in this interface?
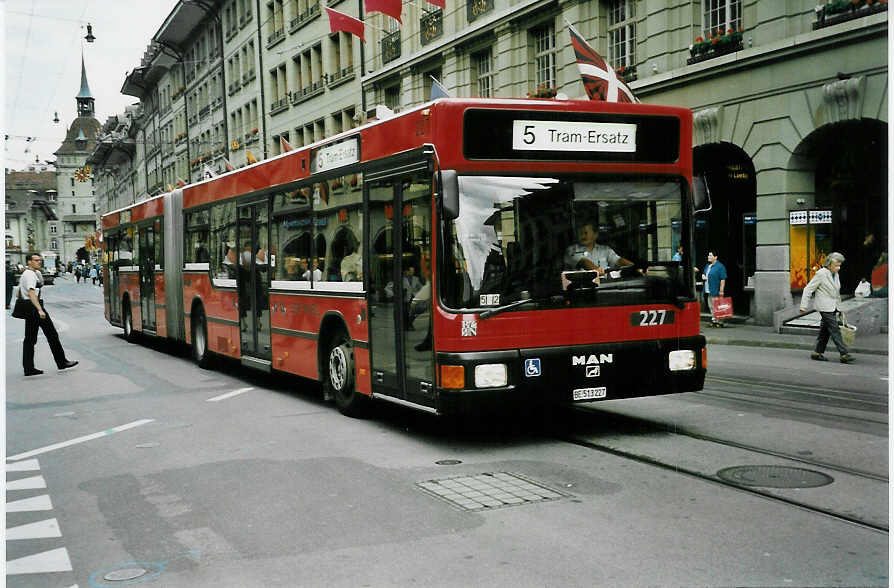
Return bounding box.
[4,1,179,171]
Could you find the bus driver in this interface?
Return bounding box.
[564,220,631,275]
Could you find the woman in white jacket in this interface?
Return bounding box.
[799,252,855,364]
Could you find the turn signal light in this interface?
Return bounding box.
[702,347,708,369]
[440,364,465,389]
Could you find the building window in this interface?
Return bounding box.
[50,238,57,249]
[532,24,556,92]
[49,225,57,234]
[703,0,741,37]
[608,0,636,68]
[72,204,77,214]
[70,177,75,187]
[384,84,400,111]
[472,49,494,97]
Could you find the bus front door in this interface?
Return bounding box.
[237,202,272,368]
[138,225,156,332]
[368,168,435,408]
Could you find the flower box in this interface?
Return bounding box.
[687,28,744,65]
[814,0,887,29]
[527,84,557,99]
[615,65,637,83]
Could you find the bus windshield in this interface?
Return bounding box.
[440,175,691,311]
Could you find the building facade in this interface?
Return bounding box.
[55,56,102,264]
[90,0,887,324]
[4,167,59,266]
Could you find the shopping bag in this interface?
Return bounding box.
[711,296,733,319]
[838,313,857,348]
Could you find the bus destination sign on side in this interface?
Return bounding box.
[312,137,359,173]
[512,120,636,153]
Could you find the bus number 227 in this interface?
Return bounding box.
[634,309,674,326]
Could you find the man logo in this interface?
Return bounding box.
[586,365,600,378]
[572,354,613,366]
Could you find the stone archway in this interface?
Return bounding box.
[788,119,887,294]
[693,142,757,315]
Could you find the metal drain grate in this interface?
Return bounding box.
[417,472,566,511]
[716,465,834,489]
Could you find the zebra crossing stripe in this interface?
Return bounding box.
[7,494,53,512]
[6,518,62,540]
[7,475,46,491]
[6,458,40,471]
[6,419,154,461]
[7,547,73,575]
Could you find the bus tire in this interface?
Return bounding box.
[122,300,138,343]
[327,335,367,417]
[191,308,213,369]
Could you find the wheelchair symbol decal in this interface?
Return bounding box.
[524,358,542,377]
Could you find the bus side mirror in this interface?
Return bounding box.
[441,169,459,220]
[693,175,712,213]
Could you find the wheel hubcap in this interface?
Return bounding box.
[329,345,347,391]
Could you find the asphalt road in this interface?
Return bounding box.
[5,277,888,587]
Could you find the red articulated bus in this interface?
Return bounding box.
[101,98,707,416]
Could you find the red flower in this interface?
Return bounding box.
[738,26,744,33]
[711,37,719,44]
[695,36,704,42]
[727,28,734,34]
[717,28,724,36]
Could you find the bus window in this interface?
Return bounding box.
[314,174,363,286]
[210,201,236,279]
[272,188,313,282]
[119,228,136,263]
[185,209,211,264]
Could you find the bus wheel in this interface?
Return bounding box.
[122,302,137,343]
[327,336,367,417]
[191,309,213,369]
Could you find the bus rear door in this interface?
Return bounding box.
[237,201,272,369]
[138,224,156,332]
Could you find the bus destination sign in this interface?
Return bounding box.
[512,120,636,153]
[312,137,359,173]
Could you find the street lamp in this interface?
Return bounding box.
[84,23,96,43]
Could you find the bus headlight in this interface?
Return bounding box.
[474,364,508,388]
[668,350,696,371]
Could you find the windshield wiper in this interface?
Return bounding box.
[479,294,564,319]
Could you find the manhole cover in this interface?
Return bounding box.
[716,465,834,488]
[417,472,566,511]
[104,567,148,581]
[435,459,462,465]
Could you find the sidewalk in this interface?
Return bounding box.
[701,318,889,356]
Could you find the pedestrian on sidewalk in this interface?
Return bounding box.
[18,253,79,376]
[800,251,855,364]
[89,265,98,285]
[6,261,15,309]
[703,251,727,328]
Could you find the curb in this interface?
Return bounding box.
[704,337,888,356]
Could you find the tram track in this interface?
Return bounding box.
[560,431,889,534]
[556,402,888,533]
[703,374,888,416]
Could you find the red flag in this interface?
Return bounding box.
[567,23,637,103]
[280,136,293,152]
[425,0,445,8]
[326,7,365,41]
[364,0,401,22]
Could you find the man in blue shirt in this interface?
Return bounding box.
[703,251,728,327]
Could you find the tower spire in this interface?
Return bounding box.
[76,51,95,117]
